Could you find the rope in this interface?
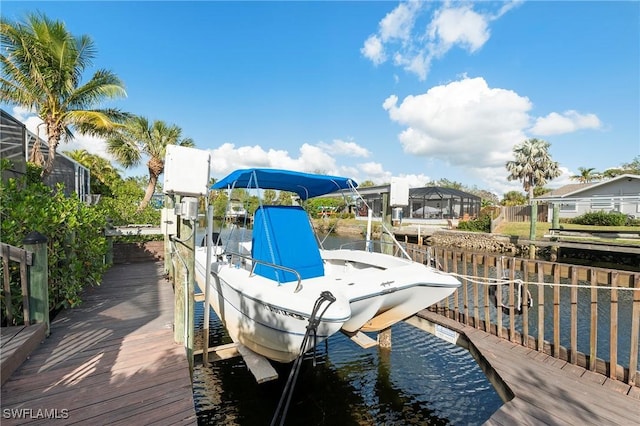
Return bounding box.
[270,291,336,426]
[422,251,638,291]
[445,271,639,292]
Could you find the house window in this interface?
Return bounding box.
[559,203,576,212]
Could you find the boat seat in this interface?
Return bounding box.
[252,205,324,283]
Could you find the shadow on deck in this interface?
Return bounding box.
[0,261,196,425]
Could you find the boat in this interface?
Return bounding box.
[194,168,461,363]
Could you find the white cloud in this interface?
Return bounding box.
[361,35,386,65]
[382,77,600,195]
[427,5,490,56]
[379,0,422,42]
[358,161,387,176]
[317,139,370,157]
[530,110,602,136]
[209,142,347,179]
[552,166,576,188]
[362,2,519,80]
[397,173,432,188]
[383,77,531,168]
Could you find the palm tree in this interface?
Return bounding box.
[501,190,527,206]
[0,13,128,178]
[64,149,121,195]
[506,138,561,202]
[570,167,600,183]
[506,138,561,255]
[107,116,194,211]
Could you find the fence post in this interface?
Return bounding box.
[529,202,537,259]
[104,218,114,265]
[552,203,560,229]
[23,231,49,336]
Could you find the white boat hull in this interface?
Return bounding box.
[320,248,460,332]
[195,248,350,363]
[195,245,459,363]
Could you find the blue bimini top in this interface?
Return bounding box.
[211,168,357,200]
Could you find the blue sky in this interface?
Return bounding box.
[3,1,639,196]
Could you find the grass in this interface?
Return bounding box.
[495,221,640,245]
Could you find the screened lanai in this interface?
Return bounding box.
[1,109,91,200]
[406,186,481,219]
[355,185,481,220]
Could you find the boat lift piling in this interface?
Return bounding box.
[171,196,197,374]
[203,204,213,365]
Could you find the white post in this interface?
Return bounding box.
[366,208,373,252]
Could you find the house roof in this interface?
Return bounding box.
[409,186,480,200]
[541,182,595,198]
[537,174,640,200]
[337,183,480,201]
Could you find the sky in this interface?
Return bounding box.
[2,1,639,197]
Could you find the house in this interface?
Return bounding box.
[348,184,481,222]
[535,174,640,220]
[1,109,91,200]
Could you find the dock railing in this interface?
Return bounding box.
[1,232,49,332]
[406,244,640,388]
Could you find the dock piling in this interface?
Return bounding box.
[23,231,49,336]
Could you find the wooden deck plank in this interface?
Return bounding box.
[341,329,379,349]
[10,327,176,378]
[1,344,187,406]
[0,261,196,425]
[1,323,47,385]
[470,333,638,423]
[411,311,640,425]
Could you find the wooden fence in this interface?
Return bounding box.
[406,244,640,387]
[500,204,549,223]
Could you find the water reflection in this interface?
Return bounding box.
[193,310,502,425]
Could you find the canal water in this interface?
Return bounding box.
[192,313,503,425]
[193,229,504,425]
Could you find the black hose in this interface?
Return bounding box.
[270,291,336,426]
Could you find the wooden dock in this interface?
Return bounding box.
[408,310,640,425]
[0,261,196,425]
[1,324,47,386]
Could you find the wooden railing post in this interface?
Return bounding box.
[589,268,598,371]
[23,231,49,336]
[628,274,639,386]
[536,263,545,352]
[104,218,114,265]
[609,271,619,380]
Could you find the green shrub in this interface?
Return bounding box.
[570,211,628,226]
[457,214,492,232]
[1,165,109,323]
[97,178,160,226]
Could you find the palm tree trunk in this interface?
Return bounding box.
[138,173,158,212]
[41,121,62,179]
